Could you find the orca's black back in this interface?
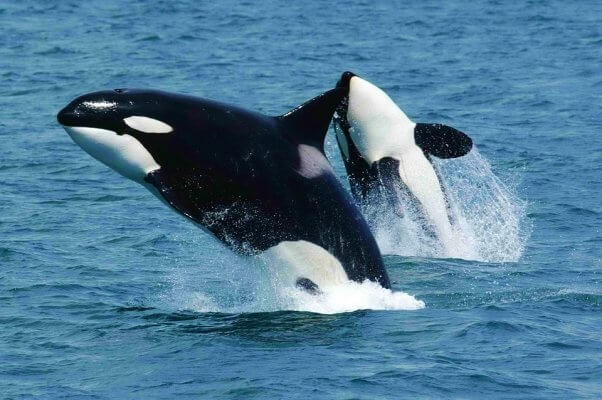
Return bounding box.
[135,92,390,288]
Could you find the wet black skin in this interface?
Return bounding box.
[58,87,391,288]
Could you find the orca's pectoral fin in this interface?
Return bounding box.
[144,169,201,223]
[295,277,322,295]
[276,87,347,149]
[414,123,473,159]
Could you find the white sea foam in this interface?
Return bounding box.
[277,280,425,314]
[165,280,424,314]
[160,254,424,314]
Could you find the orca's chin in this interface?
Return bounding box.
[62,126,160,182]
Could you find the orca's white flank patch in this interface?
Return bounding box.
[396,147,454,248]
[64,126,160,181]
[296,144,332,178]
[124,116,173,134]
[262,240,349,288]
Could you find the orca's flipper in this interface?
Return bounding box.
[277,88,347,149]
[414,123,473,159]
[144,169,202,223]
[295,277,322,295]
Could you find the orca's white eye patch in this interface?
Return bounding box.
[123,116,173,134]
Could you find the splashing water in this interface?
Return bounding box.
[160,252,424,314]
[278,280,425,314]
[165,279,425,314]
[158,148,522,314]
[368,148,529,262]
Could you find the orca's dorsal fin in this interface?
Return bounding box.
[414,123,473,159]
[277,88,346,149]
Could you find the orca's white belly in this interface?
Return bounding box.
[261,240,349,288]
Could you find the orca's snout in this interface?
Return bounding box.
[336,71,356,90]
[57,89,126,128]
[57,103,77,126]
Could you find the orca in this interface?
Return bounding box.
[332,72,473,255]
[57,87,391,290]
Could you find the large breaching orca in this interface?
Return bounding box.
[332,72,473,256]
[57,87,390,290]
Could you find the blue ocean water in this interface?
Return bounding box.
[1,0,601,398]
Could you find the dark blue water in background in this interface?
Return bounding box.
[1,1,601,398]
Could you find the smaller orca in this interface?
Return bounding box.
[57,86,391,291]
[333,72,473,255]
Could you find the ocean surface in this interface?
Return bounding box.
[1,1,601,398]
